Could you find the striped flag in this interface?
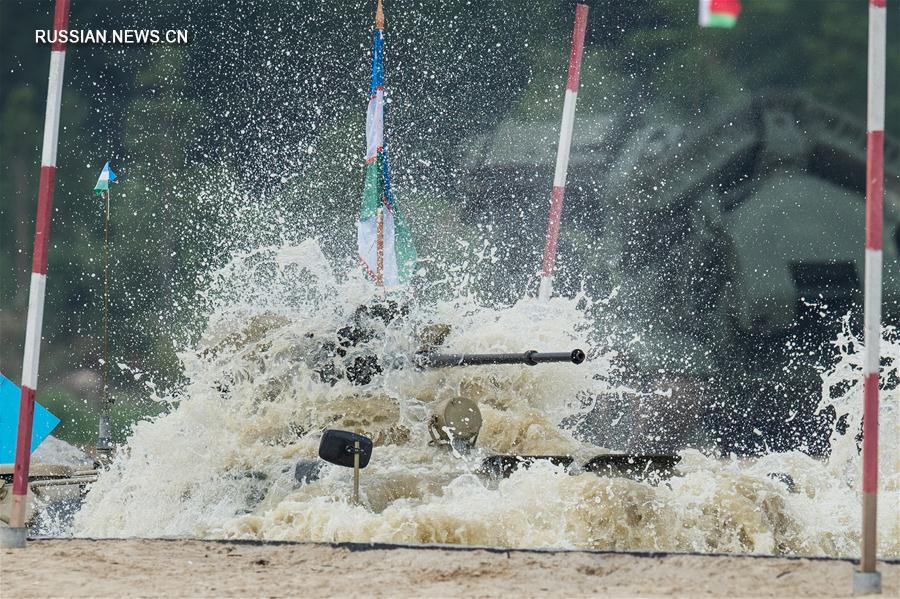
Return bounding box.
[93,161,117,195]
[699,0,742,28]
[357,19,417,288]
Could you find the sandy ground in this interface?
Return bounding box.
[2,539,898,598]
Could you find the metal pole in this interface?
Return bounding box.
[538,3,589,302]
[352,440,360,505]
[97,188,112,451]
[2,0,71,550]
[855,0,885,595]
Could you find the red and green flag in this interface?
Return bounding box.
[699,0,742,28]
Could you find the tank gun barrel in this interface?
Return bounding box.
[417,349,585,368]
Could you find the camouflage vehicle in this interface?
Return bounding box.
[460,93,900,455]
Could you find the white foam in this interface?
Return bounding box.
[71,241,899,558]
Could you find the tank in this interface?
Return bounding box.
[459,93,900,456]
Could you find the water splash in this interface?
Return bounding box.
[72,241,898,558]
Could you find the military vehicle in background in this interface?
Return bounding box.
[459,93,900,456]
[0,436,96,539]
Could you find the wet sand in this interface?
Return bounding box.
[2,538,898,598]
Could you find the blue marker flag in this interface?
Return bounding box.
[93,161,117,195]
[0,374,60,464]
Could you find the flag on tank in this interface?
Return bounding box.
[699,0,742,28]
[357,26,417,288]
[93,161,117,195]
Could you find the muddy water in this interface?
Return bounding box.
[72,241,899,557]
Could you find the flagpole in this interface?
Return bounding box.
[374,0,385,291]
[538,3,589,302]
[97,188,112,452]
[1,0,71,550]
[376,207,385,288]
[854,0,886,595]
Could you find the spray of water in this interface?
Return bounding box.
[37,0,895,559]
[69,240,898,558]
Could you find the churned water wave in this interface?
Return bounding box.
[69,240,898,558]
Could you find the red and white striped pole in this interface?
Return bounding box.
[856,0,886,594]
[1,0,71,549]
[539,3,589,302]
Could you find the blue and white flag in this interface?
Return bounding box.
[94,161,117,195]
